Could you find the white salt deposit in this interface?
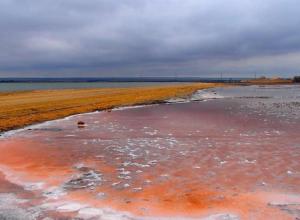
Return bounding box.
[191,90,224,101]
[77,207,104,218]
[57,203,86,212]
[202,213,240,220]
[43,186,66,199]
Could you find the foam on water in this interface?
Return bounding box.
[190,90,224,101]
[166,89,224,103]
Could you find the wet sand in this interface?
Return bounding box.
[0,83,221,132]
[0,85,300,219]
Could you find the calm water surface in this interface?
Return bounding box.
[0,85,299,220]
[0,82,183,92]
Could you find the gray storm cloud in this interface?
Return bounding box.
[0,0,300,77]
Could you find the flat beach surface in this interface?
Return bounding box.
[0,83,220,132]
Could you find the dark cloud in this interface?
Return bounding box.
[0,0,300,77]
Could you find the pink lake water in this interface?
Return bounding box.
[0,85,300,220]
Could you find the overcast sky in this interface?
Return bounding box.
[0,0,300,77]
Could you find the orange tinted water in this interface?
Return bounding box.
[0,91,300,219]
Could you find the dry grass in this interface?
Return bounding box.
[0,83,222,132]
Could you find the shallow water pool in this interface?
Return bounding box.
[0,85,300,219]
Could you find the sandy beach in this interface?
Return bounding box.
[0,83,222,133]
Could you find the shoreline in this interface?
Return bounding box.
[0,104,157,139]
[1,81,297,134]
[0,84,299,219]
[0,83,224,133]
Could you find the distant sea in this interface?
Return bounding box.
[0,82,186,92]
[0,77,247,92]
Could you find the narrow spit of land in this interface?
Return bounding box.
[0,83,223,132]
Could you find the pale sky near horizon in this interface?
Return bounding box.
[0,0,300,77]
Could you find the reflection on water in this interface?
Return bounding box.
[0,85,300,219]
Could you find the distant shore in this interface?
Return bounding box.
[241,77,293,85]
[0,77,248,83]
[0,83,223,133]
